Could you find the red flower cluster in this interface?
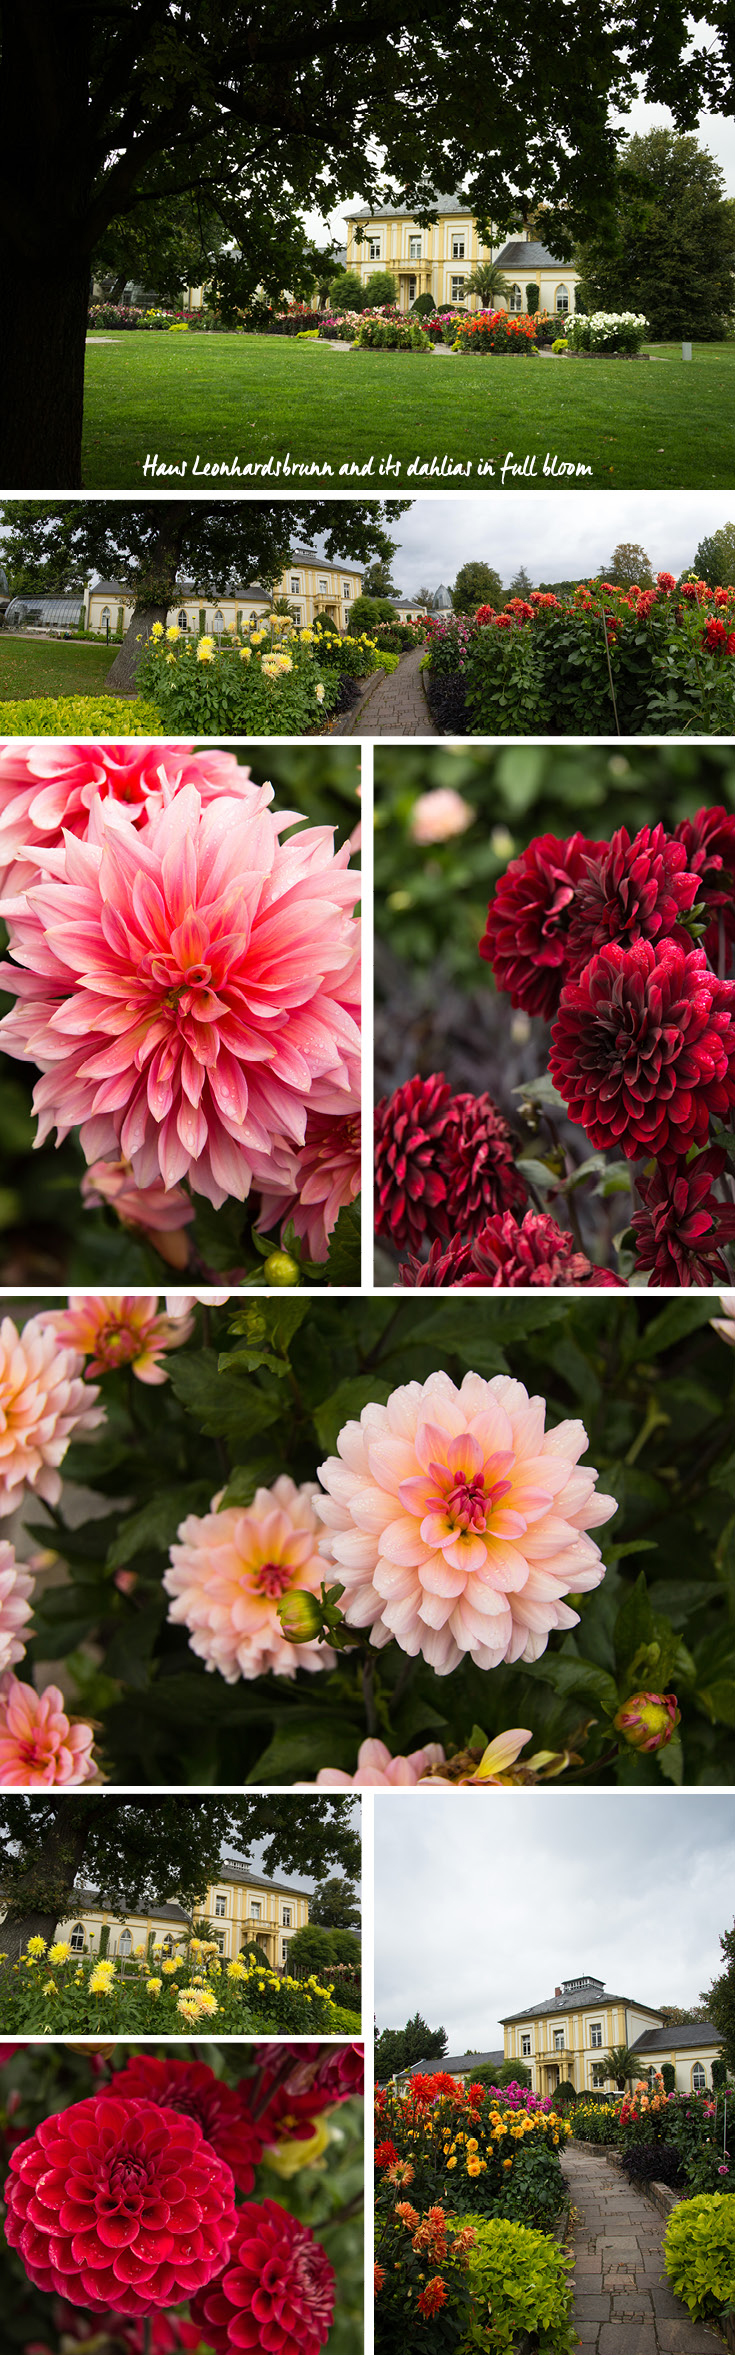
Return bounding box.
[4,2093,238,2317]
[398,1211,622,1288]
[375,1073,525,1252]
[564,824,700,978]
[375,2139,399,2167]
[703,615,735,654]
[111,2055,268,2193]
[189,2200,335,2355]
[550,938,735,1162]
[631,1147,735,1284]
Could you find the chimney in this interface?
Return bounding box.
[555,1987,562,1998]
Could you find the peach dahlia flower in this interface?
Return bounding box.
[0,784,360,1207]
[315,1370,616,1674]
[164,1475,336,1681]
[0,741,258,892]
[316,1739,447,1786]
[41,1295,194,1383]
[81,1158,195,1266]
[0,1315,104,1517]
[0,1543,34,1674]
[0,1672,96,1785]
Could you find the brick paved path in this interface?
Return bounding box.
[562,2145,721,2355]
[333,645,437,735]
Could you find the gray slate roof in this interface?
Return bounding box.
[345,191,470,220]
[494,240,572,272]
[632,2024,721,2054]
[67,1889,190,1923]
[501,1988,660,2025]
[407,2050,504,2076]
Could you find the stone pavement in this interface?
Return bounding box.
[332,645,437,735]
[562,2145,721,2355]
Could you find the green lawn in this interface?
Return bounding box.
[0,636,115,699]
[81,332,735,489]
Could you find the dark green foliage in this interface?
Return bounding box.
[701,1918,735,2074]
[363,271,398,307]
[662,2062,676,2092]
[507,564,535,597]
[495,2059,532,2088]
[362,558,399,596]
[411,291,438,317]
[326,271,371,311]
[375,2013,448,2081]
[605,541,654,586]
[692,521,735,587]
[452,561,504,612]
[622,2143,685,2185]
[574,130,735,340]
[554,2079,578,2108]
[711,2057,727,2089]
[310,1875,361,1928]
[526,281,540,312]
[346,594,398,633]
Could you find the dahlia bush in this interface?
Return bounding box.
[420,574,735,736]
[4,1289,734,1783]
[0,2041,363,2355]
[0,1937,355,2036]
[0,741,361,1288]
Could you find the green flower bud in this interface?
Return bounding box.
[277,1590,324,1643]
[613,1692,680,1753]
[264,1251,300,1286]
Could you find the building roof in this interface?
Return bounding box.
[406,2050,505,2076]
[632,2024,721,2054]
[494,240,573,272]
[501,1977,661,2026]
[67,1890,191,1923]
[5,594,84,626]
[217,1858,307,1899]
[432,585,453,611]
[345,192,471,220]
[289,545,361,573]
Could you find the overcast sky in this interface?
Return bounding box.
[374,1792,734,2051]
[308,490,734,596]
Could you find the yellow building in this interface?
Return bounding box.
[501,1974,722,2096]
[84,543,363,639]
[344,195,579,316]
[53,1858,310,1972]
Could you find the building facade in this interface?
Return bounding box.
[343,197,579,316]
[52,1859,310,1972]
[501,1974,722,2096]
[85,545,363,638]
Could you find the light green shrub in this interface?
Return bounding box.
[664,2192,735,2319]
[463,2215,576,2355]
[0,695,161,734]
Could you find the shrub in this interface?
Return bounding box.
[662,2063,676,2093]
[0,1939,348,2034]
[347,595,397,634]
[375,2200,475,2353]
[285,1923,339,1976]
[526,283,540,314]
[622,2143,686,2186]
[455,308,538,354]
[0,694,162,734]
[412,291,438,317]
[566,311,648,353]
[354,316,430,350]
[137,618,341,734]
[465,2216,576,2355]
[664,2193,735,2320]
[454,579,735,737]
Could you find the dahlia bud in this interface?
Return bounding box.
[277,1589,325,1644]
[264,1251,300,1286]
[614,1692,680,1752]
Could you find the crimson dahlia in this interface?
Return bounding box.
[479,833,595,1018]
[565,825,700,979]
[189,2199,335,2355]
[398,1210,621,1287]
[632,1148,735,1284]
[374,1073,453,1251]
[435,1090,527,1227]
[111,2055,267,2192]
[550,940,735,1163]
[4,2093,237,2316]
[674,806,735,969]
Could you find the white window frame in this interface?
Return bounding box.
[291,604,302,624]
[509,284,523,312]
[521,2034,531,2057]
[70,1923,85,1953]
[452,234,466,259]
[282,1907,292,1927]
[214,1894,227,1918]
[250,1899,261,1918]
[691,2063,706,2091]
[318,577,329,593]
[290,575,301,595]
[590,2024,602,2048]
[343,582,351,600]
[368,237,381,260]
[409,234,421,259]
[555,285,570,313]
[554,2029,565,2052]
[450,276,465,303]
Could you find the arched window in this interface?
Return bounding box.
[177,610,188,630]
[118,1929,132,1956]
[213,609,224,636]
[70,1923,85,1953]
[100,606,111,628]
[508,284,522,313]
[692,2063,706,2091]
[249,610,259,626]
[162,1935,175,1956]
[555,285,569,313]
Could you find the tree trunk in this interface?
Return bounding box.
[0,1800,95,1969]
[106,600,173,690]
[106,509,188,687]
[0,4,93,487]
[0,260,91,488]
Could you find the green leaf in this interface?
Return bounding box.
[218,1453,285,1509]
[167,1347,283,1441]
[527,1653,620,1718]
[697,1679,735,1728]
[108,1485,211,1567]
[637,1300,715,1358]
[514,1157,558,1192]
[511,1073,568,1112]
[323,1199,362,1285]
[613,1572,656,1673]
[313,1375,393,1455]
[190,1195,247,1270]
[657,1732,684,1784]
[246,1715,360,1782]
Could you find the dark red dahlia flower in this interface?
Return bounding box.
[189,2199,335,2355]
[399,1211,622,1287]
[550,939,735,1163]
[4,2094,237,2318]
[674,805,735,970]
[247,2042,363,2126]
[111,2056,266,2193]
[435,1090,527,1228]
[704,616,728,650]
[565,825,700,979]
[632,1147,735,1284]
[374,1072,453,1252]
[479,833,598,1018]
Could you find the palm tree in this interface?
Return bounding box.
[595,2044,642,2092]
[464,261,512,308]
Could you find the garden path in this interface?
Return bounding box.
[332,646,437,735]
[562,2144,721,2355]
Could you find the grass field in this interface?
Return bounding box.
[0,636,115,699]
[81,332,735,489]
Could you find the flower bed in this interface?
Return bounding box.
[454,308,539,354]
[375,2076,570,2226]
[572,2083,730,2195]
[0,1936,355,2035]
[420,575,735,736]
[565,311,649,353]
[136,611,394,730]
[87,304,209,332]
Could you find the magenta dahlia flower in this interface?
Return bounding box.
[564,824,700,979]
[4,2093,237,2316]
[164,1475,334,1681]
[0,1543,34,1674]
[111,2056,267,2193]
[41,1294,194,1383]
[315,1369,616,1674]
[550,939,735,1162]
[0,1313,104,1516]
[189,2200,335,2355]
[374,1072,453,1252]
[631,1147,735,1284]
[0,740,257,892]
[0,1672,97,1785]
[0,785,360,1207]
[256,1102,361,1261]
[398,1211,621,1287]
[479,833,596,1018]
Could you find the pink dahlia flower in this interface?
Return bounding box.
[315,1370,616,1674]
[256,1103,361,1262]
[0,741,257,892]
[316,1737,447,1785]
[4,2093,238,2316]
[0,1313,104,1516]
[189,2200,335,2355]
[0,1672,97,1784]
[164,1475,336,1681]
[81,1158,195,1267]
[712,1289,735,1345]
[0,1543,34,1673]
[411,788,473,844]
[40,1294,194,1383]
[0,784,360,1207]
